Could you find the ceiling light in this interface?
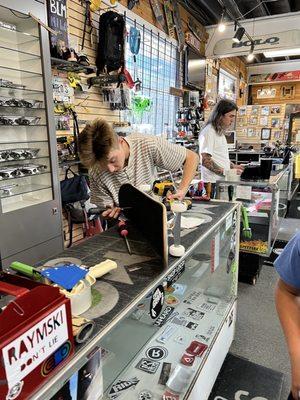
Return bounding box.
[218,22,226,32]
[247,43,255,62]
[263,48,300,58]
[232,27,245,43]
[218,11,226,32]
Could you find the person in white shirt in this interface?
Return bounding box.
[199,99,243,197]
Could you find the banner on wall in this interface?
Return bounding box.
[212,29,300,57]
[249,70,300,84]
[47,0,69,59]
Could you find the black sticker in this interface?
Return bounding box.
[165,260,185,287]
[158,362,172,385]
[138,390,153,400]
[108,377,139,399]
[153,306,174,327]
[183,308,205,320]
[150,285,165,319]
[186,321,198,330]
[136,358,160,374]
[146,346,168,360]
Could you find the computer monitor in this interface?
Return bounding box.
[225,130,236,149]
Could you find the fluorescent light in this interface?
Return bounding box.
[247,53,255,61]
[263,48,300,58]
[218,22,226,32]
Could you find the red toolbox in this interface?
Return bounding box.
[0,273,74,400]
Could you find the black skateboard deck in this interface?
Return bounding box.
[119,183,168,268]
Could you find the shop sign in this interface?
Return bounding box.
[213,29,300,57]
[47,0,69,57]
[249,70,300,84]
[2,304,68,387]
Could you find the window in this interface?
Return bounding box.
[124,16,180,135]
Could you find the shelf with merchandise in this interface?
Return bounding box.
[0,24,39,45]
[0,170,50,182]
[0,183,52,198]
[51,57,96,75]
[0,45,41,62]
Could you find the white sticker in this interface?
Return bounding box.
[3,304,68,387]
[225,214,232,231]
[211,231,220,272]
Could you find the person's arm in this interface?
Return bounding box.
[89,174,121,219]
[170,149,199,201]
[201,153,224,176]
[275,279,300,400]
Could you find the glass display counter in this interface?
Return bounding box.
[27,200,239,400]
[216,167,290,258]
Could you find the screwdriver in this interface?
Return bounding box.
[118,220,132,255]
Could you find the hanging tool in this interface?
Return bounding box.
[118,220,132,255]
[241,206,252,239]
[129,26,142,91]
[81,0,93,50]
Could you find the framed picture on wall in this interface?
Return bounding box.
[247,128,255,137]
[270,105,281,114]
[239,106,246,116]
[260,116,268,126]
[251,105,259,115]
[274,131,281,139]
[261,106,270,115]
[271,118,280,128]
[249,116,258,125]
[261,128,271,140]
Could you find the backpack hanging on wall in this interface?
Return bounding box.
[96,11,126,74]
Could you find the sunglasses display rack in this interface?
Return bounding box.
[0,7,53,213]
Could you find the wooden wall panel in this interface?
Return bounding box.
[250,82,300,105]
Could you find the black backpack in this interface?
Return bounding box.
[96,11,126,74]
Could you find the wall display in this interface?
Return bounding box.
[257,87,276,99]
[274,131,282,140]
[261,128,272,140]
[170,0,185,51]
[238,107,246,116]
[270,105,281,114]
[260,116,268,126]
[271,118,280,128]
[280,85,295,99]
[249,116,257,125]
[251,105,259,115]
[163,1,176,39]
[261,106,270,116]
[149,0,167,33]
[249,70,300,84]
[247,128,255,137]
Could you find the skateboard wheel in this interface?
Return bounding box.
[169,244,185,257]
[171,201,187,213]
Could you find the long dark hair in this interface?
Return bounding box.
[205,99,238,134]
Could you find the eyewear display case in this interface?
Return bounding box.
[0,0,63,267]
[26,200,240,400]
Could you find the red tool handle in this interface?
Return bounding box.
[118,220,128,237]
[0,281,29,297]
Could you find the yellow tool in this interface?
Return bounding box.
[90,0,102,12]
[152,180,175,197]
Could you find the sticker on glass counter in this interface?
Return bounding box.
[136,358,160,374]
[156,325,178,344]
[153,306,175,327]
[183,290,202,305]
[197,301,217,312]
[165,260,185,287]
[163,390,180,400]
[146,346,168,361]
[108,377,139,399]
[158,362,172,385]
[195,334,210,343]
[183,308,205,320]
[150,285,165,319]
[165,294,180,306]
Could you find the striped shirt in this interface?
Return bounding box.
[89,133,186,208]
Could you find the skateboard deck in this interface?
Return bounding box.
[170,0,185,51]
[164,0,176,39]
[119,183,168,268]
[149,0,167,33]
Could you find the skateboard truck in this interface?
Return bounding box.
[169,201,187,257]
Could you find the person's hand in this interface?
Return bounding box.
[167,189,186,202]
[291,357,300,399]
[232,164,244,175]
[101,207,121,219]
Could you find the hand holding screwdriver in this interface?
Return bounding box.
[118,220,132,255]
